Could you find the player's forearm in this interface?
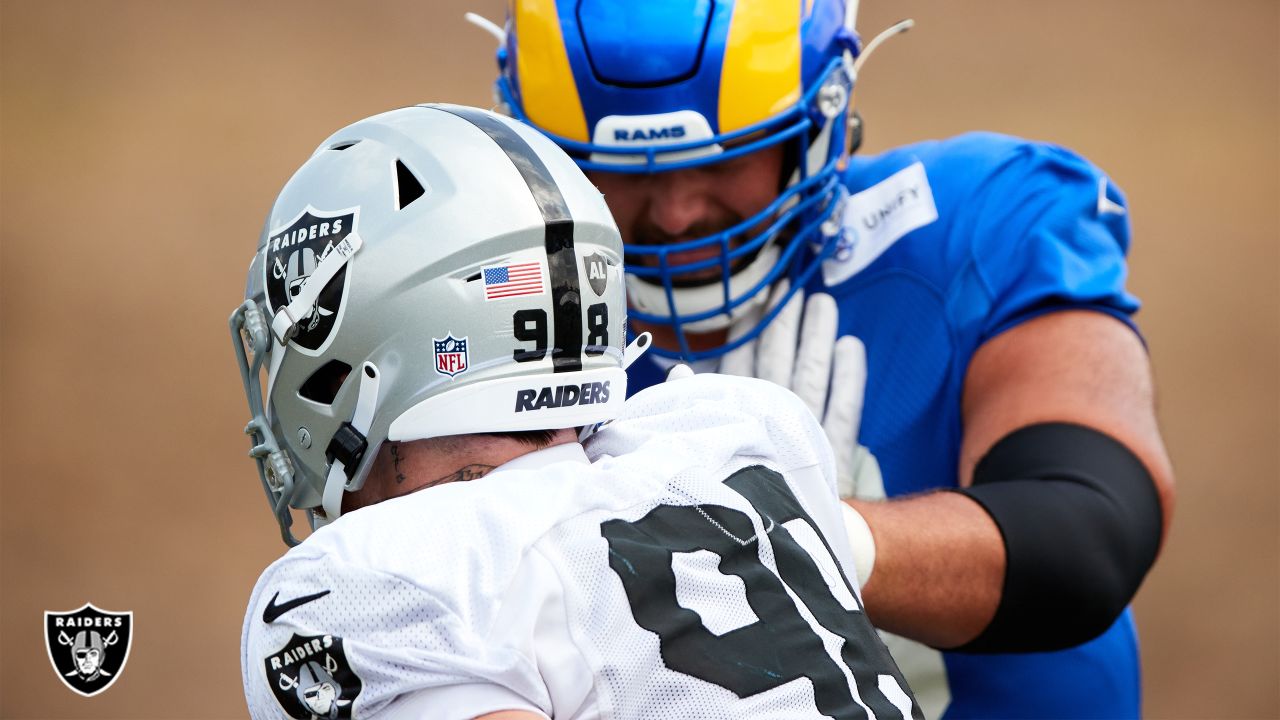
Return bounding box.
[850,491,1005,649]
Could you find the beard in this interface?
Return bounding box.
[626,207,791,288]
[626,212,749,286]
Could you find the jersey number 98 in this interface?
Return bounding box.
[601,466,919,720]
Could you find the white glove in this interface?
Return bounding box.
[720,280,885,502]
[664,363,695,382]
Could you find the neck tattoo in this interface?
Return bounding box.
[391,445,407,484]
[377,463,499,506]
[426,464,496,489]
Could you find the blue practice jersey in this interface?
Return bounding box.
[628,132,1143,719]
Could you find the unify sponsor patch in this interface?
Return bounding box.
[823,162,938,287]
[514,381,611,412]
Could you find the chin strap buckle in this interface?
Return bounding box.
[316,362,381,527]
[325,423,368,472]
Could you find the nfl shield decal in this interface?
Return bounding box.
[583,252,609,296]
[264,206,358,352]
[434,335,469,377]
[265,633,362,719]
[44,603,133,697]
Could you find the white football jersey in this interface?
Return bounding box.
[241,374,921,719]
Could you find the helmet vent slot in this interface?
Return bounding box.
[395,159,426,209]
[329,141,359,151]
[298,360,352,405]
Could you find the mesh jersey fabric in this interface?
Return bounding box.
[242,374,921,719]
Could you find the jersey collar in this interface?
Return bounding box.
[491,442,590,474]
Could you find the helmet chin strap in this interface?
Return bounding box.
[316,361,381,527]
[261,229,370,532]
[625,242,782,334]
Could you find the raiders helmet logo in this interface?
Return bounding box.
[264,207,358,353]
[44,603,133,697]
[264,633,362,719]
[583,252,609,296]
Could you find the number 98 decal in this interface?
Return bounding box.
[513,303,609,361]
[601,466,921,720]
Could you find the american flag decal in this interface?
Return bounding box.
[482,261,545,301]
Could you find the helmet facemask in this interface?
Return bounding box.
[487,0,911,361]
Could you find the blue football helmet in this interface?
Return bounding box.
[490,0,865,360]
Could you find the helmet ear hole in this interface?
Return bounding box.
[298,360,353,405]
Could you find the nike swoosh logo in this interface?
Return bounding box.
[262,589,331,623]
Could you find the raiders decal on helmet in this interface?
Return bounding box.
[583,252,608,296]
[264,633,362,719]
[514,380,611,412]
[264,206,358,353]
[44,603,133,697]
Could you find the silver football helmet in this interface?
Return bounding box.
[231,104,638,545]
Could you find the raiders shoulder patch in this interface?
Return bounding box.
[264,633,362,719]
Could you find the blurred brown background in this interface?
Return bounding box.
[1,1,1275,717]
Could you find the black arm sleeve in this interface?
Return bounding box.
[951,422,1163,653]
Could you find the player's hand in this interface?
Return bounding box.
[721,280,885,501]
